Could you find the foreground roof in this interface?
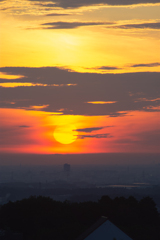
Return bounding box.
[76,216,133,240]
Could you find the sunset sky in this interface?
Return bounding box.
[0,0,160,164]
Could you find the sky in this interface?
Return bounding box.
[0,0,160,164]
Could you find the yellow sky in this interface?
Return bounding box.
[0,1,160,73]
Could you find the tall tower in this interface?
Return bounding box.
[63,163,71,173]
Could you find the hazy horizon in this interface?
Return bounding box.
[0,153,160,166]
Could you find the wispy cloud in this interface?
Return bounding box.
[19,125,30,128]
[107,22,160,29]
[87,62,160,72]
[131,62,160,67]
[45,13,71,16]
[77,133,112,139]
[41,21,115,29]
[95,66,120,70]
[74,127,104,133]
[29,0,160,9]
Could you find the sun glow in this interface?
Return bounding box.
[53,124,77,144]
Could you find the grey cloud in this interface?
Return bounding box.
[74,127,104,133]
[29,0,160,9]
[19,125,31,128]
[45,13,70,16]
[37,3,57,7]
[77,133,112,139]
[131,63,160,67]
[74,126,113,132]
[0,67,160,116]
[107,22,160,29]
[41,21,114,29]
[108,112,128,117]
[95,66,119,70]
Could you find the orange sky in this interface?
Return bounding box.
[0,0,160,158]
[0,108,160,154]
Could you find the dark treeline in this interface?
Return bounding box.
[0,195,160,240]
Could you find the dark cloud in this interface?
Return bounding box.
[77,133,112,139]
[74,126,113,132]
[131,63,160,68]
[94,66,119,70]
[107,22,160,29]
[0,67,160,116]
[36,3,57,7]
[19,125,31,128]
[45,13,70,16]
[41,21,114,29]
[29,0,160,9]
[74,127,104,133]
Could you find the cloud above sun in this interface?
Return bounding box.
[41,21,115,29]
[74,127,105,132]
[28,0,160,8]
[106,22,160,29]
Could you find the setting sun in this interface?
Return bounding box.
[53,124,77,144]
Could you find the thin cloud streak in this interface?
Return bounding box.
[77,133,112,139]
[74,127,104,133]
[94,66,120,70]
[131,63,160,67]
[29,0,160,9]
[18,125,30,128]
[45,13,71,16]
[41,21,115,29]
[106,22,160,29]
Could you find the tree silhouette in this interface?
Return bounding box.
[0,195,159,240]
